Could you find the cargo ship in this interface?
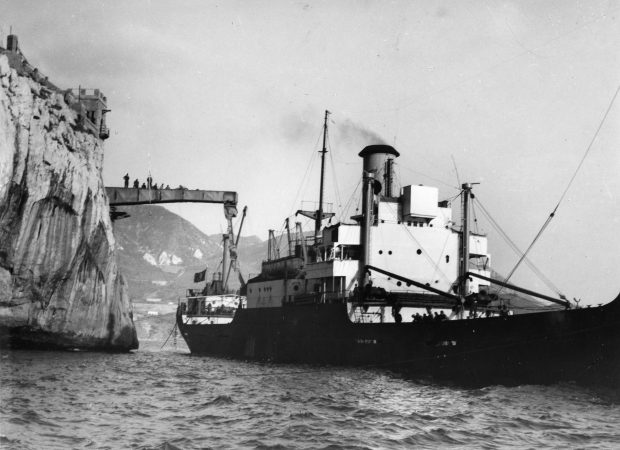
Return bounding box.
[177,111,620,386]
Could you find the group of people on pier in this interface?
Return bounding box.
[123,173,187,191]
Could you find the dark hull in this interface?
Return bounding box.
[178,294,620,387]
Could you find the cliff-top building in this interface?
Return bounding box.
[0,34,110,140]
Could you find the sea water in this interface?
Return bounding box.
[1,343,619,449]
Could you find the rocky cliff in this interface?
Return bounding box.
[0,54,138,350]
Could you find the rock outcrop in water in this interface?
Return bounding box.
[0,52,138,350]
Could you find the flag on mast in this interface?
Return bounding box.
[194,269,206,283]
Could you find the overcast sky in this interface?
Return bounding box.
[2,0,619,303]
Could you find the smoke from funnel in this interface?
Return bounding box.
[336,118,387,146]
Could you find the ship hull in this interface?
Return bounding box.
[178,294,620,387]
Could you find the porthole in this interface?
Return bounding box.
[416,249,422,255]
[446,255,450,263]
[293,285,299,291]
[388,250,392,255]
[397,281,402,287]
[378,250,383,255]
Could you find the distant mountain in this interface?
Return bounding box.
[112,205,265,302]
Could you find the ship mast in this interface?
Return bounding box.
[459,183,476,300]
[315,109,331,241]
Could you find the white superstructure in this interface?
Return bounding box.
[247,144,491,313]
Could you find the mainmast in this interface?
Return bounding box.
[459,183,476,299]
[359,169,375,289]
[315,110,331,241]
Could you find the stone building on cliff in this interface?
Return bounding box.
[0,34,110,140]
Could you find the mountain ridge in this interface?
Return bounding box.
[113,205,264,302]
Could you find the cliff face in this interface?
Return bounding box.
[0,55,138,350]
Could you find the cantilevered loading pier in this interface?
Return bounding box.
[105,187,237,207]
[106,187,241,291]
[106,187,238,224]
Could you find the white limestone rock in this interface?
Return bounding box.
[143,253,157,266]
[0,54,138,350]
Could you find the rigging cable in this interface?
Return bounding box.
[338,178,363,223]
[451,155,462,188]
[501,82,620,291]
[326,135,343,218]
[474,196,564,296]
[470,195,480,235]
[287,128,324,218]
[397,165,459,191]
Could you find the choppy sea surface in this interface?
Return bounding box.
[1,342,620,450]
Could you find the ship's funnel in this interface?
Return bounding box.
[359,145,400,196]
[358,144,400,173]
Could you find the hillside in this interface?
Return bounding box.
[112,205,265,302]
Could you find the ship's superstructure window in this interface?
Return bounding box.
[319,244,360,261]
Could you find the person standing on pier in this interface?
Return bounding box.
[123,173,130,188]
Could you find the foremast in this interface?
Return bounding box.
[315,110,330,240]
